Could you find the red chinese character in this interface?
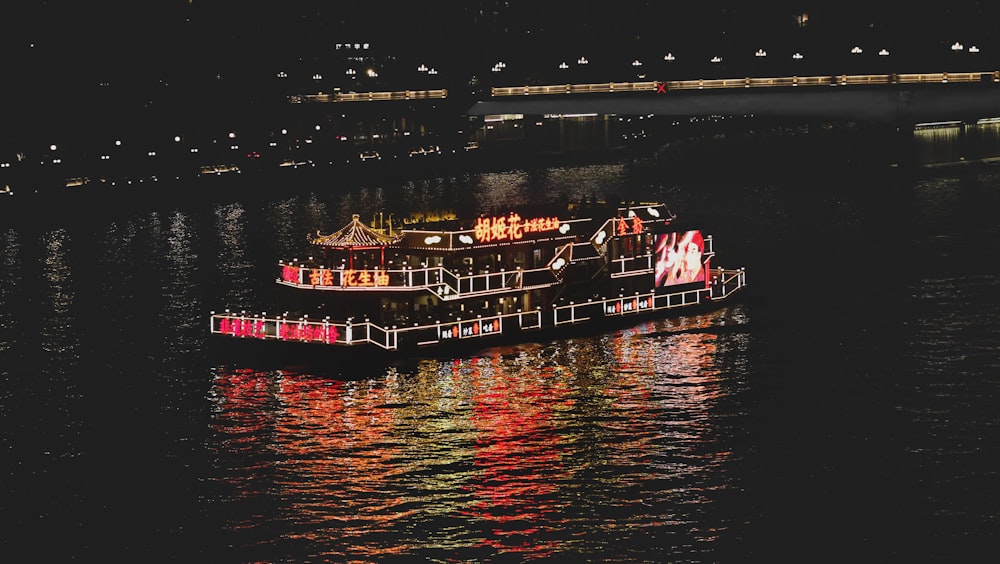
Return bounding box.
[507,213,523,240]
[321,269,334,286]
[474,217,492,242]
[357,270,373,286]
[490,216,508,241]
[617,217,628,236]
[343,269,356,286]
[631,215,643,234]
[309,269,322,285]
[375,270,389,286]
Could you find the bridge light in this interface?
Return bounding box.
[755,49,767,57]
[969,45,980,53]
[851,46,863,54]
[559,62,569,69]
[664,53,675,61]
[710,56,722,63]
[577,56,588,64]
[792,52,804,60]
[878,48,890,56]
[951,42,964,51]
[418,63,428,72]
[631,59,642,66]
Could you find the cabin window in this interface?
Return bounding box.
[620,235,636,256]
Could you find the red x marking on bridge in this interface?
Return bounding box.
[655,82,667,94]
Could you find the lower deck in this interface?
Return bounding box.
[210,268,746,351]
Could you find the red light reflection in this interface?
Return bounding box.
[459,354,575,557]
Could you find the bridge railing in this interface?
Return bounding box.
[293,89,448,103]
[490,71,1000,97]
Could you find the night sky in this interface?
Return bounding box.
[1,2,996,143]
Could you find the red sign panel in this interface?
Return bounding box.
[473,214,561,243]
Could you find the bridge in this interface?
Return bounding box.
[297,71,1000,125]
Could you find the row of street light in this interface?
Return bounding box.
[488,43,986,72]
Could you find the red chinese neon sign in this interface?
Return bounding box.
[616,215,644,236]
[278,321,339,343]
[219,317,267,338]
[473,213,561,243]
[341,268,389,287]
[282,265,300,284]
[283,266,391,288]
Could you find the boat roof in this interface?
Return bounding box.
[310,214,404,248]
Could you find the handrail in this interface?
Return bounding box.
[491,71,1000,97]
[277,263,560,300]
[211,271,747,350]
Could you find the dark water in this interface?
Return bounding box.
[2,158,999,562]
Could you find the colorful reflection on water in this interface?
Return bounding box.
[208,307,750,561]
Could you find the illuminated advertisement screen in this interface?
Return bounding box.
[654,230,705,287]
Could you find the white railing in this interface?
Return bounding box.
[277,263,560,300]
[211,266,747,350]
[491,71,1000,97]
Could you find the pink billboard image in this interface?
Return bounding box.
[654,230,705,287]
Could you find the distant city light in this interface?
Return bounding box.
[879,48,890,56]
[559,62,569,69]
[952,42,964,51]
[793,52,804,60]
[711,56,722,63]
[664,53,675,61]
[755,49,767,57]
[851,46,863,54]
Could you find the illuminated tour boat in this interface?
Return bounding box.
[209,201,747,354]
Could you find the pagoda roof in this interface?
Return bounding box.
[311,214,403,248]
